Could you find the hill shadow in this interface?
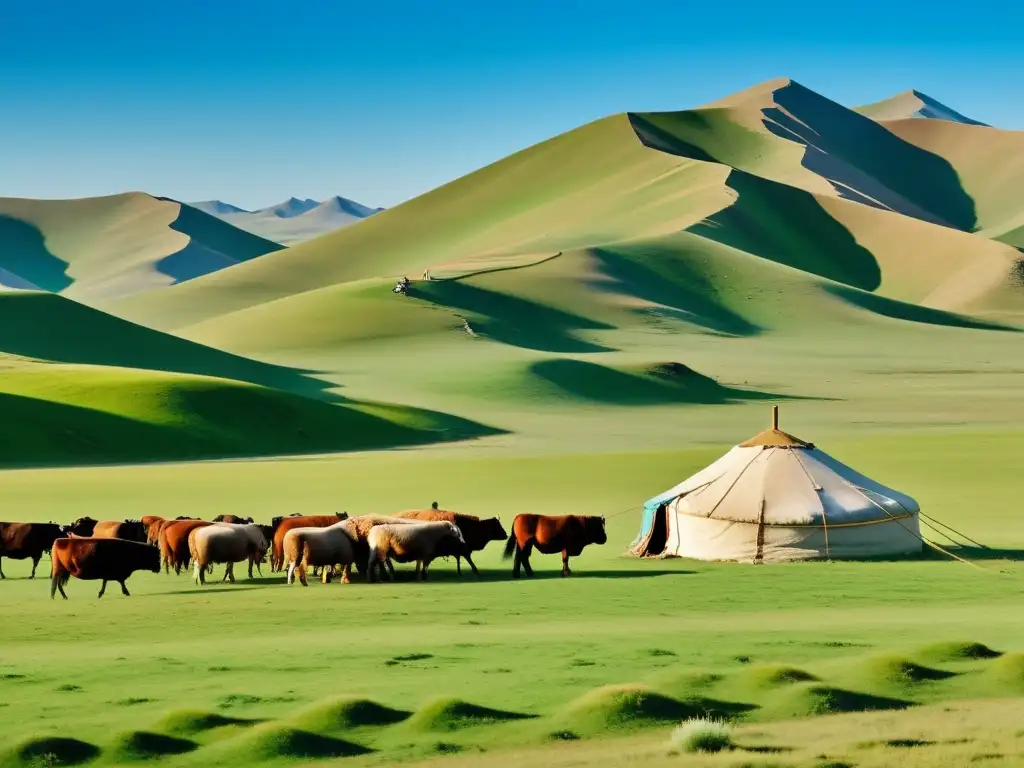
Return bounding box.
[823,284,1020,332]
[689,170,882,291]
[0,215,73,292]
[590,247,761,337]
[764,81,977,231]
[155,198,284,285]
[412,279,614,352]
[0,290,342,401]
[527,359,816,406]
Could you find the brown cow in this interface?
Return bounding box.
[396,510,506,576]
[503,514,607,578]
[271,513,348,572]
[159,520,212,574]
[91,520,148,543]
[51,537,161,598]
[0,522,64,579]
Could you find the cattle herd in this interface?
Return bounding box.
[0,508,608,599]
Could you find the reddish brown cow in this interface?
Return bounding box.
[396,510,507,576]
[51,538,161,599]
[159,520,212,574]
[503,514,607,578]
[0,522,63,579]
[271,513,348,571]
[91,520,148,543]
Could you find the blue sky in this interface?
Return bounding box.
[3,0,1022,209]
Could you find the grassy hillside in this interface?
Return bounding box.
[107,115,733,329]
[876,119,1024,247]
[0,365,495,467]
[0,192,282,301]
[0,290,496,464]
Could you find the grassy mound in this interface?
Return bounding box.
[917,641,1002,663]
[555,685,696,736]
[107,731,197,761]
[406,698,534,733]
[0,365,497,467]
[218,724,369,760]
[0,737,99,768]
[152,709,256,736]
[289,697,409,732]
[980,652,1024,692]
[655,671,724,700]
[759,683,911,719]
[856,655,956,686]
[733,664,819,690]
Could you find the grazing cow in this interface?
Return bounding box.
[284,522,358,586]
[271,513,348,572]
[142,517,166,545]
[366,522,464,582]
[213,514,254,524]
[396,510,507,576]
[64,517,98,537]
[338,516,418,576]
[214,522,269,578]
[160,520,212,574]
[503,514,607,578]
[91,520,148,543]
[50,538,161,599]
[0,522,63,579]
[190,525,267,585]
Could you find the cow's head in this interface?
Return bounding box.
[586,515,608,545]
[481,517,507,542]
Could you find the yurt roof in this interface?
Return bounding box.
[642,407,920,524]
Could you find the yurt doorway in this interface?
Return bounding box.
[642,504,669,556]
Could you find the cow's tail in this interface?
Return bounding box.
[272,539,283,572]
[50,557,69,599]
[502,533,518,560]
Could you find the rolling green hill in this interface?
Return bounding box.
[0,290,496,465]
[0,192,283,301]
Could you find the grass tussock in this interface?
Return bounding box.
[669,717,734,754]
[917,641,1001,663]
[981,652,1024,691]
[407,698,534,733]
[151,709,257,736]
[759,683,912,719]
[735,664,819,690]
[289,697,409,732]
[857,654,956,686]
[556,685,695,735]
[0,736,100,768]
[107,731,197,761]
[218,724,370,760]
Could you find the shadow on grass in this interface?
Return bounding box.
[0,215,73,291]
[411,279,615,353]
[590,247,761,337]
[824,284,1021,332]
[528,359,823,407]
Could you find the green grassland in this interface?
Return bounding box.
[3,78,1024,766]
[2,430,1024,767]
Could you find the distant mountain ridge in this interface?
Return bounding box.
[855,89,988,126]
[185,195,383,245]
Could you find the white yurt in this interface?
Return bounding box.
[630,407,922,562]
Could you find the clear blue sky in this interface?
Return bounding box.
[3,0,1021,209]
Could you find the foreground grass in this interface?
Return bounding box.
[1,431,1023,764]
